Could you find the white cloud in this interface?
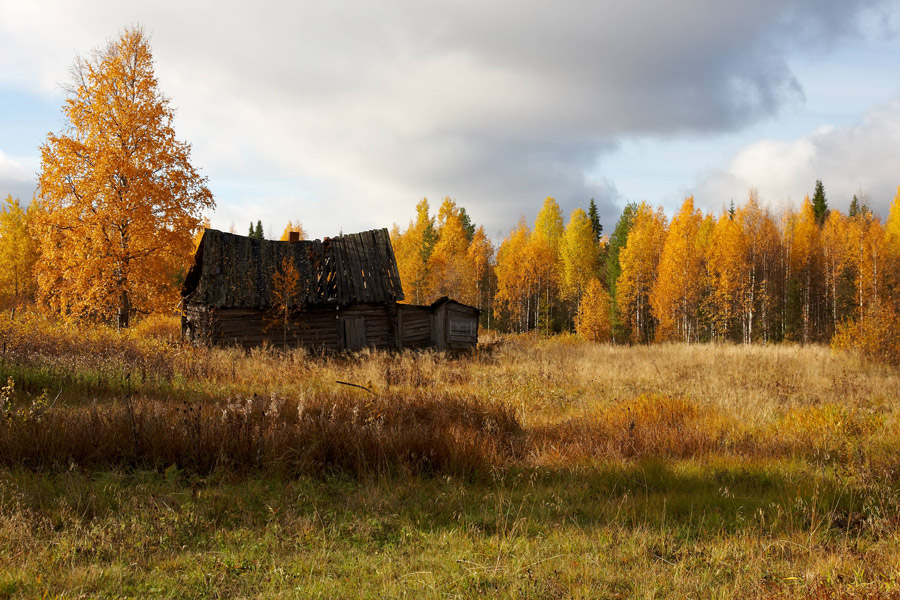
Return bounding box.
[0,150,34,200]
[0,0,894,236]
[695,97,900,216]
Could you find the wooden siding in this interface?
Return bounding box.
[446,302,479,349]
[183,296,479,352]
[397,304,433,349]
[183,303,396,350]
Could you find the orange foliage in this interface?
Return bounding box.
[391,198,435,305]
[650,197,705,342]
[428,198,477,305]
[617,202,667,343]
[494,219,533,331]
[559,208,600,304]
[268,255,302,347]
[34,27,213,327]
[280,220,308,241]
[0,196,38,317]
[574,278,612,342]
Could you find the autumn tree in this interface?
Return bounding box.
[467,225,495,327]
[391,198,436,305]
[650,197,705,342]
[847,209,886,316]
[192,216,211,250]
[494,218,533,331]
[885,187,900,307]
[35,27,213,327]
[783,196,823,342]
[820,210,850,334]
[575,278,613,342]
[706,209,746,341]
[559,208,600,309]
[0,196,39,317]
[738,192,781,342]
[531,197,564,333]
[605,203,637,340]
[268,255,302,348]
[428,197,477,304]
[280,220,307,241]
[617,202,667,343]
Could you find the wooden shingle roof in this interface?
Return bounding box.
[181,228,405,308]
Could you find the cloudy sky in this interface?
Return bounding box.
[1,1,899,240]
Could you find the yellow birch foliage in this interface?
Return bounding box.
[847,211,886,312]
[821,210,850,331]
[0,196,39,315]
[494,218,532,331]
[268,255,302,347]
[738,193,780,342]
[428,198,476,305]
[650,197,705,342]
[706,210,747,340]
[531,197,564,331]
[787,196,820,342]
[280,220,308,241]
[192,216,211,251]
[467,225,494,312]
[575,277,613,342]
[617,202,668,343]
[34,27,213,326]
[559,208,600,304]
[883,187,900,305]
[390,198,435,305]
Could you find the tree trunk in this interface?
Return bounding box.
[118,288,130,329]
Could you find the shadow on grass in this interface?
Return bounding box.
[1,458,893,542]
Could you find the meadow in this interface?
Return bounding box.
[1,313,900,598]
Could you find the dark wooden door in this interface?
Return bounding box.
[341,317,367,350]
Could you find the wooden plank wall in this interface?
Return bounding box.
[446,303,479,348]
[397,305,433,349]
[182,302,396,350]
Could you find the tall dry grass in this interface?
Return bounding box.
[2,313,900,478]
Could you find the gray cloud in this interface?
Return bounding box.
[0,0,891,236]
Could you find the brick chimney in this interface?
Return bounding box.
[289,231,300,242]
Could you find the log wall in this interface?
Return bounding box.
[183,303,396,350]
[183,300,479,351]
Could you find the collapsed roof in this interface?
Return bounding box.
[181,228,405,309]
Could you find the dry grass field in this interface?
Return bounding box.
[2,313,900,598]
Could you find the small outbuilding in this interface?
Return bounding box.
[181,228,479,351]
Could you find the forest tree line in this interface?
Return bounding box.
[389,183,900,351]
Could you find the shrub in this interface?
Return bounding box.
[832,300,900,365]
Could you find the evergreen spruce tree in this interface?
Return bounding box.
[249,222,255,237]
[255,220,264,240]
[605,202,637,303]
[458,207,476,241]
[812,180,829,226]
[588,198,603,241]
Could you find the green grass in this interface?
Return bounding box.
[2,458,900,598]
[2,320,900,597]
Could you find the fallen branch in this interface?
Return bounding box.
[335,380,376,395]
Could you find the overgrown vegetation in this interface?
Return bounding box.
[1,315,900,597]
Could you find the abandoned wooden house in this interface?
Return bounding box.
[180,228,479,351]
